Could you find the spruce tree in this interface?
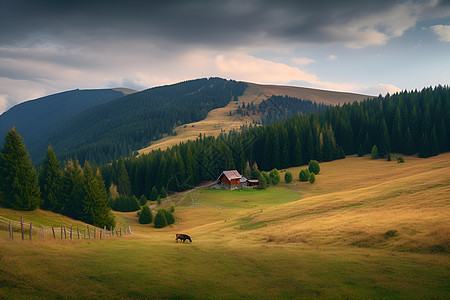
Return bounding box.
[149,186,158,201]
[357,144,364,157]
[308,160,320,175]
[154,210,168,228]
[244,161,252,178]
[139,194,147,206]
[116,158,131,196]
[0,128,41,210]
[371,145,379,159]
[39,145,62,212]
[430,126,440,156]
[299,169,310,181]
[159,186,167,198]
[257,172,267,189]
[309,173,316,183]
[378,119,391,157]
[251,161,260,179]
[139,205,153,224]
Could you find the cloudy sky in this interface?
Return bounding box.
[1,0,449,113]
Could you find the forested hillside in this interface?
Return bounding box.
[101,86,449,198]
[42,78,247,164]
[0,89,130,158]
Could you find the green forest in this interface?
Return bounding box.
[41,78,248,164]
[101,86,449,199]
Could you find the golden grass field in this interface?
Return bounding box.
[138,83,370,154]
[0,154,449,299]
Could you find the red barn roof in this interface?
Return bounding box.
[217,170,242,181]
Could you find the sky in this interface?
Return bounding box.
[0,0,449,113]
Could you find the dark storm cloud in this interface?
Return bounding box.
[1,0,439,47]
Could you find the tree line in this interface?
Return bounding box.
[0,128,116,228]
[100,86,449,199]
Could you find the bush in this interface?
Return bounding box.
[257,172,267,189]
[139,205,153,224]
[308,160,320,175]
[309,173,316,183]
[269,169,280,185]
[284,171,293,183]
[111,195,140,212]
[371,145,379,159]
[139,195,147,206]
[261,171,271,185]
[384,229,398,238]
[170,206,175,213]
[299,169,310,181]
[396,156,405,163]
[154,210,168,228]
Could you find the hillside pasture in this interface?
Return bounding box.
[0,154,449,299]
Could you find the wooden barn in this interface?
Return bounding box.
[216,170,242,190]
[216,170,259,189]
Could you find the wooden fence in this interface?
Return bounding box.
[0,216,131,241]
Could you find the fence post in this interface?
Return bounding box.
[87,225,90,239]
[29,222,32,241]
[104,226,106,238]
[70,224,73,240]
[100,230,102,239]
[120,227,122,237]
[128,225,132,235]
[21,216,24,240]
[94,227,96,239]
[41,226,45,239]
[52,227,56,239]
[60,223,63,239]
[9,222,13,240]
[64,227,67,239]
[77,226,80,239]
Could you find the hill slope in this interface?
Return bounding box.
[0,154,448,299]
[139,82,370,153]
[0,88,136,161]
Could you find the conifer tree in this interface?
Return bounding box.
[116,158,131,196]
[257,172,267,189]
[244,160,252,178]
[308,160,320,175]
[154,209,168,228]
[139,194,147,206]
[39,145,62,212]
[149,186,158,201]
[357,144,364,157]
[430,126,440,156]
[309,173,316,183]
[0,128,41,210]
[378,119,391,157]
[251,161,260,179]
[59,159,85,218]
[159,186,167,198]
[139,205,153,224]
[371,145,379,159]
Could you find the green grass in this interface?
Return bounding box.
[0,154,449,299]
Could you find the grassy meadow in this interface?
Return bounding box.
[0,154,449,299]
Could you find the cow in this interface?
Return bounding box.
[175,233,192,243]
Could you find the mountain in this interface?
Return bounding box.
[0,88,136,154]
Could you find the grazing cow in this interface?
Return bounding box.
[175,233,192,243]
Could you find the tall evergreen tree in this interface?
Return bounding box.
[116,158,131,196]
[378,118,391,157]
[139,205,153,224]
[0,128,40,210]
[39,145,62,212]
[59,159,84,218]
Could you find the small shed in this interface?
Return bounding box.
[247,179,259,187]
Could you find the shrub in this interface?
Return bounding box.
[308,160,320,175]
[269,169,280,185]
[139,195,147,206]
[284,171,293,183]
[309,173,316,183]
[257,172,267,189]
[154,210,168,228]
[139,205,153,224]
[299,169,310,181]
[396,156,405,163]
[170,206,175,213]
[384,229,398,238]
[371,145,379,159]
[262,171,271,185]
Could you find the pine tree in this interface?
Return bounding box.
[430,126,440,156]
[308,160,320,175]
[139,194,147,206]
[0,128,41,210]
[159,186,167,198]
[257,172,267,189]
[149,186,158,201]
[116,158,131,196]
[154,210,168,228]
[163,209,175,225]
[299,169,310,181]
[39,145,62,212]
[371,145,379,159]
[244,160,252,178]
[378,119,391,157]
[309,173,316,183]
[251,161,260,179]
[139,205,153,224]
[357,144,364,157]
[59,159,85,218]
